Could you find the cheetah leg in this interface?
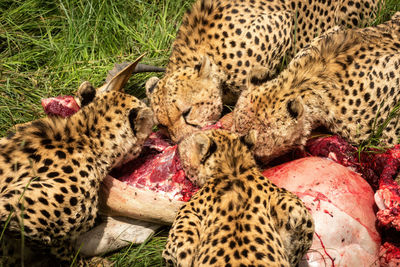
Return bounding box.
[271,190,314,266]
[50,242,85,266]
[163,207,201,267]
[0,234,48,267]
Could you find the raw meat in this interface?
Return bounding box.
[380,242,400,266]
[263,157,381,267]
[41,95,80,117]
[305,136,400,265]
[41,94,199,203]
[110,131,199,202]
[306,137,400,229]
[106,113,235,203]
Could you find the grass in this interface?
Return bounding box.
[0,0,194,136]
[374,0,400,24]
[1,0,400,266]
[110,229,169,267]
[1,0,193,265]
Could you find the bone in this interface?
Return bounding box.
[76,174,185,256]
[99,175,185,225]
[75,216,161,257]
[106,62,165,83]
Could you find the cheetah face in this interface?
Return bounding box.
[178,129,256,186]
[234,86,309,163]
[146,57,224,142]
[110,93,155,167]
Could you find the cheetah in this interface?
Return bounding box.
[234,12,400,163]
[0,60,155,265]
[163,129,314,267]
[145,0,381,142]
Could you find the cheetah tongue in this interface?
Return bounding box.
[41,95,80,117]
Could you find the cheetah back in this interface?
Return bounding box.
[164,130,314,266]
[146,0,381,142]
[234,13,400,162]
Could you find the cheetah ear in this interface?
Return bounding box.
[287,98,304,119]
[240,130,257,149]
[98,54,146,93]
[75,81,96,107]
[193,133,217,163]
[145,76,160,97]
[197,55,213,79]
[247,66,270,87]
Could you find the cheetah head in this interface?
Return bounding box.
[72,54,155,167]
[114,94,155,167]
[83,91,155,169]
[178,129,256,186]
[145,56,225,142]
[234,81,311,163]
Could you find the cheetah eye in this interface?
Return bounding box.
[182,107,200,128]
[286,99,304,119]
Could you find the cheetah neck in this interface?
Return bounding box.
[67,106,142,174]
[210,144,258,181]
[166,0,220,70]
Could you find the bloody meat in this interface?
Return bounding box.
[41,96,80,117]
[41,97,400,264]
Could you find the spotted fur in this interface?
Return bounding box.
[146,0,381,142]
[0,87,154,264]
[234,12,400,163]
[164,129,314,266]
